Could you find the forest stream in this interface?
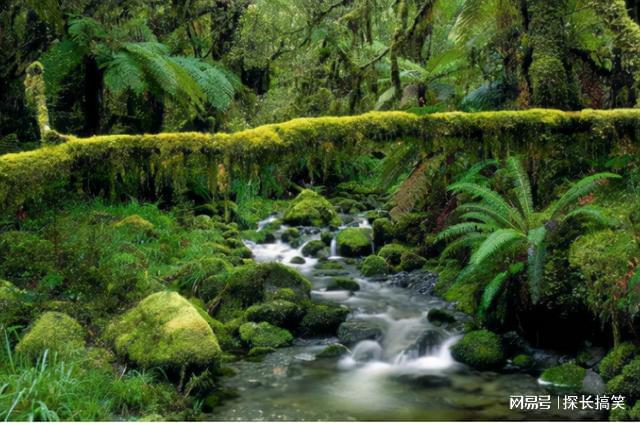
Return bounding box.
[206,213,603,421]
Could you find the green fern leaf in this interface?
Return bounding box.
[548,172,621,219]
[449,182,525,230]
[470,228,525,267]
[478,270,508,321]
[507,157,534,225]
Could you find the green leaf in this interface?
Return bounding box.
[449,182,525,230]
[548,172,621,220]
[507,157,534,225]
[470,228,525,267]
[478,271,508,321]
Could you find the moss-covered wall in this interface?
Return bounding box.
[1,108,640,216]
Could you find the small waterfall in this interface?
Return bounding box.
[330,237,337,257]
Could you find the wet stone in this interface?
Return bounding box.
[338,319,384,345]
[388,271,438,295]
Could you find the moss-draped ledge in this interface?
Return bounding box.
[1,108,640,216]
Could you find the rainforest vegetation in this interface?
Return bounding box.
[2,0,640,421]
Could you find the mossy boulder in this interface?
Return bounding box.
[360,255,388,277]
[326,277,360,292]
[213,263,312,321]
[427,308,456,325]
[239,322,293,348]
[281,228,300,243]
[114,214,156,236]
[373,218,395,246]
[599,342,639,381]
[290,256,306,264]
[283,190,340,227]
[320,231,334,246]
[16,312,85,359]
[539,363,587,390]
[451,330,505,370]
[301,240,328,257]
[241,230,276,244]
[244,300,304,329]
[336,228,372,257]
[299,304,350,337]
[512,354,534,368]
[399,252,427,272]
[377,243,409,267]
[107,291,221,369]
[317,343,350,358]
[268,288,298,302]
[606,357,640,401]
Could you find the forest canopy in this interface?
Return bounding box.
[2,0,640,150]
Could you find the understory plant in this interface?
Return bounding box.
[437,156,620,319]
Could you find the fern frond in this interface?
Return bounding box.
[459,211,499,227]
[478,270,508,321]
[548,172,621,219]
[441,232,486,258]
[171,57,236,111]
[455,159,497,184]
[449,182,525,230]
[379,141,421,190]
[103,52,147,95]
[390,154,446,220]
[68,17,107,47]
[562,205,620,227]
[450,0,497,44]
[470,228,525,267]
[436,222,491,241]
[122,42,178,97]
[507,157,534,225]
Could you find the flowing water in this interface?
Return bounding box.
[208,215,602,421]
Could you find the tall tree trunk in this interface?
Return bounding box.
[526,0,574,109]
[83,56,102,135]
[591,0,640,105]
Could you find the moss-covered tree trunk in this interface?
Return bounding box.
[526,0,575,109]
[591,0,640,105]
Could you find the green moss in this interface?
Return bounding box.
[281,228,300,242]
[373,218,395,246]
[314,261,344,270]
[268,288,298,302]
[599,343,639,381]
[244,300,303,329]
[317,343,350,358]
[84,347,116,371]
[283,190,340,227]
[301,240,328,257]
[0,231,55,282]
[606,357,640,401]
[114,214,156,237]
[241,230,276,244]
[360,255,388,277]
[326,277,360,292]
[298,304,349,337]
[107,291,221,369]
[320,231,334,246]
[539,363,587,390]
[213,263,312,321]
[378,243,409,266]
[399,252,426,272]
[451,330,505,370]
[512,354,534,368]
[16,312,85,359]
[444,281,480,314]
[239,321,293,348]
[336,228,373,257]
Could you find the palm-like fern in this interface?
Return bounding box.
[53,17,240,116]
[438,157,619,311]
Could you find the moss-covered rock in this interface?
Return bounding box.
[399,252,426,272]
[512,354,534,368]
[317,343,350,358]
[360,255,388,277]
[213,263,312,321]
[336,228,372,257]
[373,218,395,246]
[377,243,409,267]
[301,240,328,257]
[16,312,85,359]
[290,256,306,264]
[320,231,334,246]
[599,342,639,381]
[239,322,293,348]
[539,363,587,390]
[326,277,360,292]
[241,230,276,244]
[283,190,340,227]
[281,228,300,243]
[299,304,350,337]
[107,291,221,369]
[114,214,156,237]
[606,357,640,401]
[427,308,456,325]
[451,330,505,370]
[244,300,303,329]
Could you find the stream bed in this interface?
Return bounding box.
[207,214,602,421]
